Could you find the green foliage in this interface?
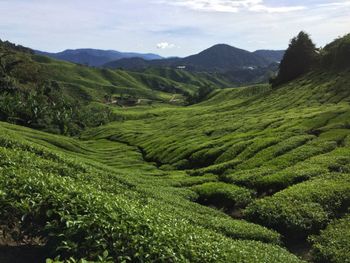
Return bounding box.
[0,43,116,135]
[191,182,254,210]
[272,31,318,86]
[186,85,215,104]
[244,174,350,237]
[322,34,350,69]
[1,34,350,262]
[0,123,293,262]
[310,213,350,263]
[0,39,235,137]
[0,82,114,135]
[0,39,33,54]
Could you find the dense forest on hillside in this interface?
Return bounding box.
[0,33,350,263]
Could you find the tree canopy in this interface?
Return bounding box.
[322,33,350,69]
[272,31,318,87]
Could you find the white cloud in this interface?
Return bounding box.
[317,1,350,7]
[156,0,306,13]
[249,4,306,13]
[156,42,176,49]
[1,0,349,57]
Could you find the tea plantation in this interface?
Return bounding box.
[81,69,350,262]
[0,36,350,262]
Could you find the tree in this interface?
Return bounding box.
[186,85,214,105]
[321,34,350,69]
[272,31,318,87]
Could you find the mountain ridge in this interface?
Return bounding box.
[103,44,284,73]
[35,48,163,67]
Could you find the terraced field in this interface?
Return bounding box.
[0,121,301,262]
[1,45,350,262]
[81,69,350,262]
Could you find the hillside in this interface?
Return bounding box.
[253,50,285,63]
[1,34,350,263]
[103,44,282,85]
[33,53,230,102]
[35,49,163,67]
[1,67,349,262]
[82,68,350,262]
[103,56,179,70]
[103,44,279,73]
[1,40,234,134]
[179,44,269,71]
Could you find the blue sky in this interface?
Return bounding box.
[0,0,349,56]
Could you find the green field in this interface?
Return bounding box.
[0,37,350,262]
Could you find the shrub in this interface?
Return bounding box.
[244,174,350,237]
[310,214,350,263]
[191,182,254,210]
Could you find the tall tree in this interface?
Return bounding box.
[322,34,350,69]
[272,31,318,87]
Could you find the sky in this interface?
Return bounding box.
[0,0,349,57]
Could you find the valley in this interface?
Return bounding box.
[0,32,349,263]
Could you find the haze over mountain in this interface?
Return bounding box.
[35,49,163,67]
[252,50,285,63]
[103,44,284,72]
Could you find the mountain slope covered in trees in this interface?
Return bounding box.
[253,50,285,63]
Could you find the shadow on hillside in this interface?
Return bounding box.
[0,244,47,263]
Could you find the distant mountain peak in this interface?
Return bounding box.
[198,44,249,54]
[35,49,163,67]
[103,44,284,73]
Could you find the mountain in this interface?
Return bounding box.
[104,44,281,73]
[180,44,269,71]
[253,50,285,63]
[35,45,285,75]
[103,57,179,70]
[35,48,163,67]
[104,44,283,84]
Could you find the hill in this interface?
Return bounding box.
[35,48,163,67]
[83,68,350,262]
[0,40,232,135]
[1,67,349,262]
[179,44,269,71]
[1,34,350,262]
[253,50,285,63]
[103,56,180,70]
